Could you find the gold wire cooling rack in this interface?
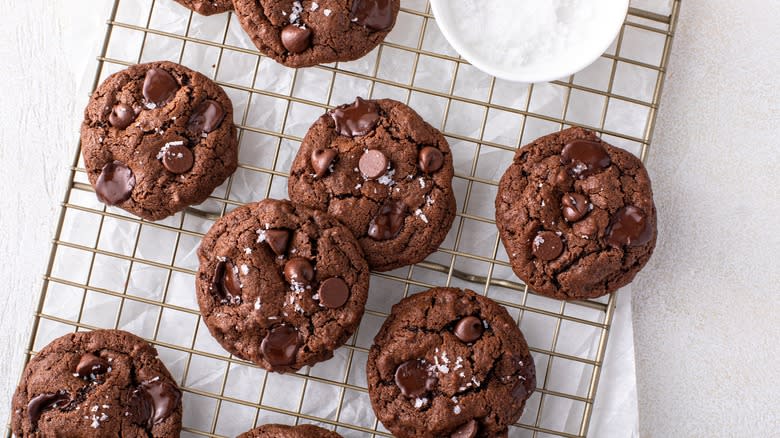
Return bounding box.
[9,0,681,436]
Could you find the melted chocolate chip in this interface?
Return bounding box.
[418,146,444,174]
[532,231,564,261]
[318,278,349,309]
[561,192,590,222]
[211,259,242,303]
[284,257,314,286]
[606,205,652,247]
[350,0,395,31]
[28,391,69,426]
[95,161,135,206]
[281,24,312,53]
[329,97,380,137]
[161,143,194,174]
[453,316,484,343]
[76,353,110,379]
[109,103,136,129]
[394,359,437,398]
[264,229,290,255]
[311,148,338,178]
[359,149,388,179]
[451,420,478,438]
[261,325,300,366]
[130,380,181,428]
[142,68,179,108]
[188,99,225,134]
[367,200,407,240]
[560,140,611,179]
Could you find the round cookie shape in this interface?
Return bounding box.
[367,288,536,438]
[195,199,370,373]
[239,424,343,438]
[81,61,238,221]
[173,0,234,16]
[288,97,457,272]
[495,127,657,300]
[11,330,182,437]
[232,0,401,68]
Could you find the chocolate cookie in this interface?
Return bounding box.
[196,199,370,372]
[239,424,342,437]
[11,329,182,437]
[367,288,536,438]
[288,97,456,271]
[81,61,238,221]
[232,0,400,67]
[495,127,657,300]
[173,0,233,15]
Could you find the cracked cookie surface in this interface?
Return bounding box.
[288,98,456,272]
[173,0,233,15]
[11,329,182,437]
[367,288,536,438]
[239,423,343,437]
[81,61,238,221]
[232,0,400,67]
[496,127,657,300]
[196,199,370,373]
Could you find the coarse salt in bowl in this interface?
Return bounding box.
[429,0,630,83]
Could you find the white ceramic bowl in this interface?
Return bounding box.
[429,0,630,83]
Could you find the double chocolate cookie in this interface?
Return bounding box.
[496,127,657,300]
[367,288,536,438]
[196,199,370,372]
[81,61,238,221]
[288,97,457,271]
[173,0,233,15]
[11,330,182,437]
[239,424,342,437]
[232,0,400,67]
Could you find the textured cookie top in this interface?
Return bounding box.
[496,127,657,300]
[239,423,343,437]
[173,0,234,15]
[11,330,182,438]
[367,288,536,438]
[196,199,370,372]
[288,98,456,271]
[81,61,238,221]
[233,0,400,67]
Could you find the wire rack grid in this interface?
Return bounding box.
[10,0,681,437]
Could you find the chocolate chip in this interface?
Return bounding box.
[264,229,290,255]
[606,205,652,247]
[261,325,300,366]
[28,391,69,426]
[281,24,312,53]
[109,103,136,129]
[211,259,242,303]
[329,97,380,137]
[394,359,437,398]
[95,161,135,206]
[418,146,444,174]
[561,192,590,222]
[129,380,181,429]
[368,200,407,240]
[359,149,388,179]
[284,257,314,286]
[560,139,611,179]
[451,420,478,438]
[161,143,194,174]
[453,316,484,343]
[318,278,349,309]
[76,353,110,379]
[350,0,395,31]
[142,68,179,108]
[188,99,225,134]
[311,148,337,178]
[532,231,564,261]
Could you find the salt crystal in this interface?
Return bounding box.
[240,264,249,275]
[244,247,253,254]
[323,8,332,16]
[453,405,462,414]
[311,2,318,11]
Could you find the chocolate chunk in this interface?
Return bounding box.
[311,148,337,178]
[142,68,179,108]
[109,103,136,129]
[453,316,484,343]
[554,167,572,188]
[188,99,225,134]
[95,161,135,205]
[284,257,314,286]
[451,420,478,438]
[368,200,407,240]
[418,146,444,174]
[318,278,349,309]
[130,380,182,428]
[560,139,611,179]
[329,97,380,137]
[532,231,564,261]
[212,259,242,303]
[351,0,395,31]
[161,143,194,174]
[561,192,590,222]
[261,325,300,366]
[281,24,312,53]
[264,229,290,255]
[27,391,69,425]
[394,359,436,398]
[75,353,110,379]
[359,149,388,179]
[606,205,652,247]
